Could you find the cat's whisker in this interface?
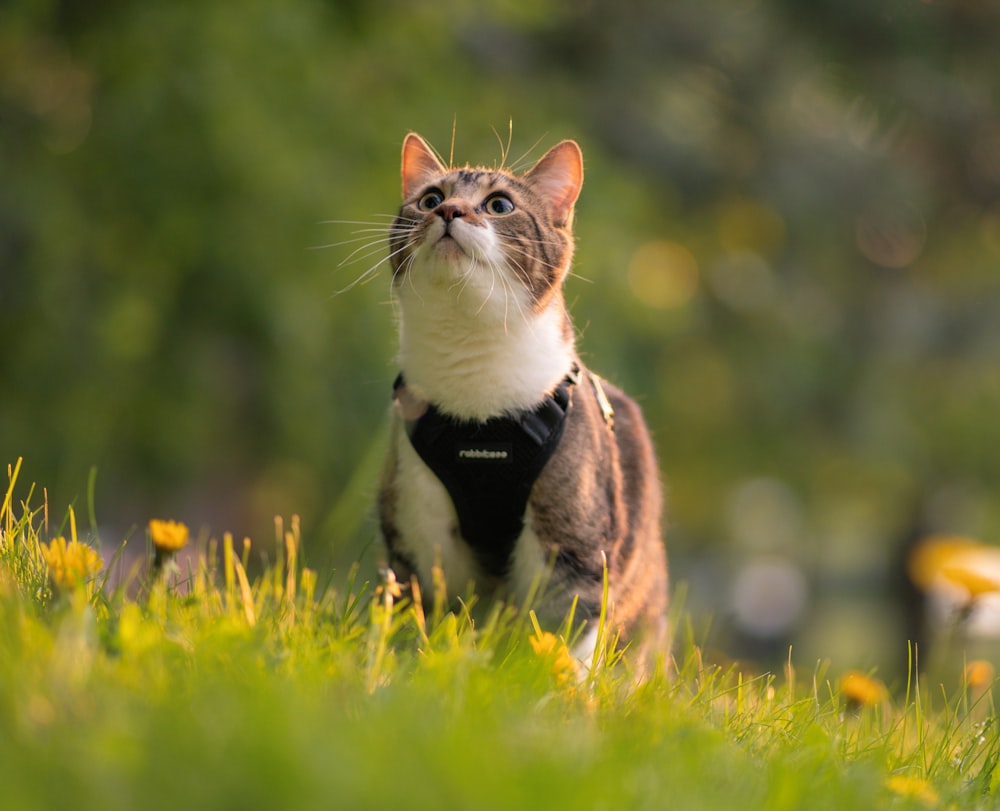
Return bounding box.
[506,133,549,175]
[501,254,533,293]
[337,239,393,268]
[452,262,476,303]
[448,248,476,293]
[310,226,400,253]
[494,239,564,273]
[342,234,411,271]
[390,253,415,310]
[497,260,535,336]
[334,261,385,294]
[319,215,417,225]
[474,256,500,320]
[343,228,398,239]
[335,235,420,295]
[402,252,425,305]
[503,241,592,284]
[338,229,416,266]
[496,239,567,275]
[494,232,565,249]
[493,259,521,335]
[493,262,513,335]
[309,234,388,251]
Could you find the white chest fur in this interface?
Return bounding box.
[395,217,574,421]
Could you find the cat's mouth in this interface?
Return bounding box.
[431,223,467,255]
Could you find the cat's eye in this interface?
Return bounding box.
[484,194,515,216]
[418,190,444,211]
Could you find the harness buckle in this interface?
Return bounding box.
[589,373,615,430]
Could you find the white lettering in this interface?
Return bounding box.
[458,448,510,460]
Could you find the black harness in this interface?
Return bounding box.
[394,367,581,576]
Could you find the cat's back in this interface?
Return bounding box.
[592,377,668,658]
[528,369,667,643]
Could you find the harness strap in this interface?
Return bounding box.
[394,368,579,576]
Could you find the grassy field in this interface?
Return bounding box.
[2,458,998,810]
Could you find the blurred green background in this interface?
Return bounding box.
[2,0,999,674]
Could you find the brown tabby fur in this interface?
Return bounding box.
[377,133,668,667]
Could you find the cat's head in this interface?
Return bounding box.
[389,133,583,313]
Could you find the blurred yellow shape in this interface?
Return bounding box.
[886,774,939,806]
[909,534,1000,605]
[530,631,579,687]
[940,564,1000,599]
[627,241,698,309]
[41,536,103,591]
[964,660,994,689]
[908,535,983,590]
[149,519,190,552]
[839,669,888,707]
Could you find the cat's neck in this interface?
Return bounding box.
[397,293,576,422]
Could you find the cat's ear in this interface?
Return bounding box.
[401,133,447,199]
[524,140,583,228]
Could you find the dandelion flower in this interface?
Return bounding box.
[839,670,888,707]
[907,535,981,588]
[940,564,1000,599]
[886,774,939,806]
[41,536,103,592]
[149,519,189,552]
[530,631,579,686]
[149,519,190,578]
[965,660,995,689]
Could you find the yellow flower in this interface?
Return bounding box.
[530,631,579,686]
[964,660,995,689]
[940,564,1000,599]
[908,534,1000,604]
[839,670,888,707]
[908,535,982,590]
[886,774,939,806]
[40,536,103,591]
[149,519,190,552]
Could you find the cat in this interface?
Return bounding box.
[376,132,668,667]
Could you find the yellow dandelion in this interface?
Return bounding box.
[530,631,579,686]
[886,774,939,806]
[965,660,995,689]
[940,564,1000,599]
[529,630,560,657]
[908,534,982,590]
[40,536,103,592]
[149,519,190,552]
[839,670,888,707]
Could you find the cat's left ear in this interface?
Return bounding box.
[401,133,447,199]
[524,140,583,228]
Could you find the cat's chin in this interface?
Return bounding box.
[430,233,465,259]
[402,249,527,321]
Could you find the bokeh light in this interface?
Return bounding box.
[627,240,699,309]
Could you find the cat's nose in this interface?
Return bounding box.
[437,201,468,222]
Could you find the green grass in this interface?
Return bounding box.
[2,458,999,811]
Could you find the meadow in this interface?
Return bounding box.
[2,457,998,811]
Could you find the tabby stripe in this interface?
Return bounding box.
[456,170,485,185]
[524,210,555,299]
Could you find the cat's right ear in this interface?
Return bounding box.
[524,140,584,229]
[401,133,447,199]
